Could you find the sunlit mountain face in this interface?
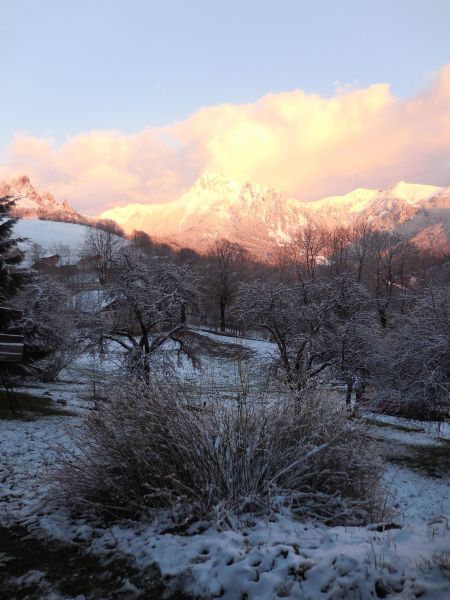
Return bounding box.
[97,172,450,258]
[0,175,78,218]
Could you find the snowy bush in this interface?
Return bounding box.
[16,275,81,382]
[58,378,381,526]
[372,284,450,420]
[235,276,372,392]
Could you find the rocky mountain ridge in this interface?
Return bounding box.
[0,175,78,220]
[101,172,450,258]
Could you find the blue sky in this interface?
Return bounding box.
[1,0,450,147]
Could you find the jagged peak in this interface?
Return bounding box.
[191,171,282,206]
[15,174,31,186]
[193,171,240,191]
[0,174,77,215]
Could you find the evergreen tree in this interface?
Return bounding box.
[0,196,26,304]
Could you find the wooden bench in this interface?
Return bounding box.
[0,333,24,363]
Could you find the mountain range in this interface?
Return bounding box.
[100,172,450,258]
[2,172,450,259]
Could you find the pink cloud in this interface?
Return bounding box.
[1,64,450,214]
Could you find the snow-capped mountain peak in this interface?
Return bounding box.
[383,181,443,204]
[193,171,242,194]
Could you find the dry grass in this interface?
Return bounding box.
[56,377,382,526]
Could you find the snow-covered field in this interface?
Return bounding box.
[15,219,92,254]
[15,219,125,267]
[1,330,449,599]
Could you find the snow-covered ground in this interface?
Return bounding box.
[172,328,280,398]
[14,218,125,266]
[366,411,450,443]
[1,329,449,599]
[15,219,91,255]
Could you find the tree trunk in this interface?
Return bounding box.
[345,377,353,406]
[220,301,226,333]
[379,308,387,328]
[355,380,366,403]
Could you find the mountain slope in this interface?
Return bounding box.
[15,219,93,252]
[102,172,308,255]
[100,173,450,258]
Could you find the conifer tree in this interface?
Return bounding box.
[0,196,26,303]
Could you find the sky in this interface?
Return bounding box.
[1,0,450,214]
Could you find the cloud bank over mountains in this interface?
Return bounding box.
[1,64,450,214]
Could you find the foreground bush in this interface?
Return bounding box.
[58,378,382,526]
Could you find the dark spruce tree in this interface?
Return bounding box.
[0,196,27,413]
[0,196,27,306]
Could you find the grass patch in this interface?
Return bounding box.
[365,418,425,433]
[386,443,450,478]
[183,330,254,361]
[0,524,173,599]
[0,390,77,419]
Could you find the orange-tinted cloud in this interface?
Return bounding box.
[1,65,450,213]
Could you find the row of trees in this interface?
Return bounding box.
[91,220,440,337]
[1,194,449,418]
[80,220,448,418]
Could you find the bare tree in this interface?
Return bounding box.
[325,225,353,277]
[100,249,199,379]
[369,232,416,328]
[276,221,328,306]
[82,227,125,285]
[207,239,248,332]
[16,274,81,382]
[28,241,46,266]
[131,230,154,256]
[291,220,327,282]
[236,275,368,392]
[49,242,73,266]
[95,218,125,237]
[349,220,375,283]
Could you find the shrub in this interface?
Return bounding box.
[57,377,382,526]
[371,285,450,421]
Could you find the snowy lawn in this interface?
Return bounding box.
[1,329,449,599]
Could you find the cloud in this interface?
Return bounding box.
[1,64,450,213]
[0,129,195,213]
